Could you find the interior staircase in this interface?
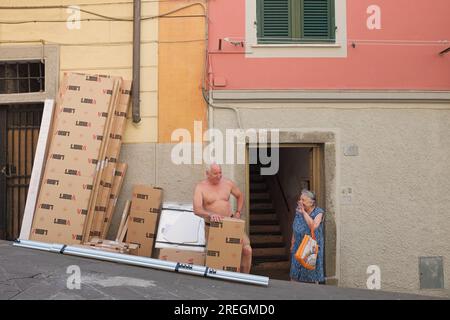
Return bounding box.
[249,165,291,280]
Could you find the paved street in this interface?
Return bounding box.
[0,240,438,300]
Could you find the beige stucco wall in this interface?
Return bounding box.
[0,0,158,143]
[208,100,450,298]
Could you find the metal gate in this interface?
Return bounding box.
[0,103,43,240]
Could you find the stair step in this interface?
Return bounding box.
[250,183,267,192]
[251,251,291,280]
[250,234,284,245]
[250,192,271,202]
[250,208,275,214]
[253,255,289,263]
[250,220,279,226]
[253,247,287,258]
[252,242,285,249]
[252,260,291,270]
[250,203,273,210]
[250,224,281,234]
[250,213,277,222]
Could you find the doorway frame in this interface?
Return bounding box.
[242,129,338,285]
[0,45,59,240]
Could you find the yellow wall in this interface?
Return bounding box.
[158,0,207,143]
[0,0,158,143]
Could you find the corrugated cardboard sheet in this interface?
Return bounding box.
[89,81,131,239]
[102,162,128,238]
[30,73,120,244]
[126,185,163,257]
[29,73,130,245]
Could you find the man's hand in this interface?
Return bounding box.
[234,211,241,219]
[209,213,223,222]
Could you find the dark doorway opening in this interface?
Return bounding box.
[0,103,43,240]
[248,144,325,280]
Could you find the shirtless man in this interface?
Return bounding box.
[193,163,252,273]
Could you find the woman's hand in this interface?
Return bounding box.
[297,200,306,214]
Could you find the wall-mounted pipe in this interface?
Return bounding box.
[132,0,141,123]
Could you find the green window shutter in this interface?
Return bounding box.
[257,0,335,43]
[301,0,335,41]
[258,0,290,42]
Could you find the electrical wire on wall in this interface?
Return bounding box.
[0,3,206,24]
[199,1,244,130]
[0,1,209,130]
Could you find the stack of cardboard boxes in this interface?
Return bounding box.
[120,194,246,273]
[28,72,129,245]
[24,72,247,273]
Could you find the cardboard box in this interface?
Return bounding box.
[205,218,245,273]
[126,209,158,257]
[158,248,206,266]
[130,185,163,214]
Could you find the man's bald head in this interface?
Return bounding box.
[207,163,221,173]
[206,162,222,185]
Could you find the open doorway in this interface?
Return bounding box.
[248,144,325,280]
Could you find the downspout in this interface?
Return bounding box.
[132,0,141,123]
[204,0,213,131]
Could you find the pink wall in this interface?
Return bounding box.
[208,0,450,90]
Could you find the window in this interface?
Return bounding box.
[257,0,335,43]
[0,45,58,104]
[0,61,45,94]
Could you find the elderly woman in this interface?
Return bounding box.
[290,189,325,283]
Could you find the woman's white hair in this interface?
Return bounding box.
[300,189,316,203]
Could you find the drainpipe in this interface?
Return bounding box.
[132,0,141,123]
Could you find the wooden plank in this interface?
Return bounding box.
[19,99,54,240]
[118,216,129,243]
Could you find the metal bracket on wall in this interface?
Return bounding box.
[439,47,450,56]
